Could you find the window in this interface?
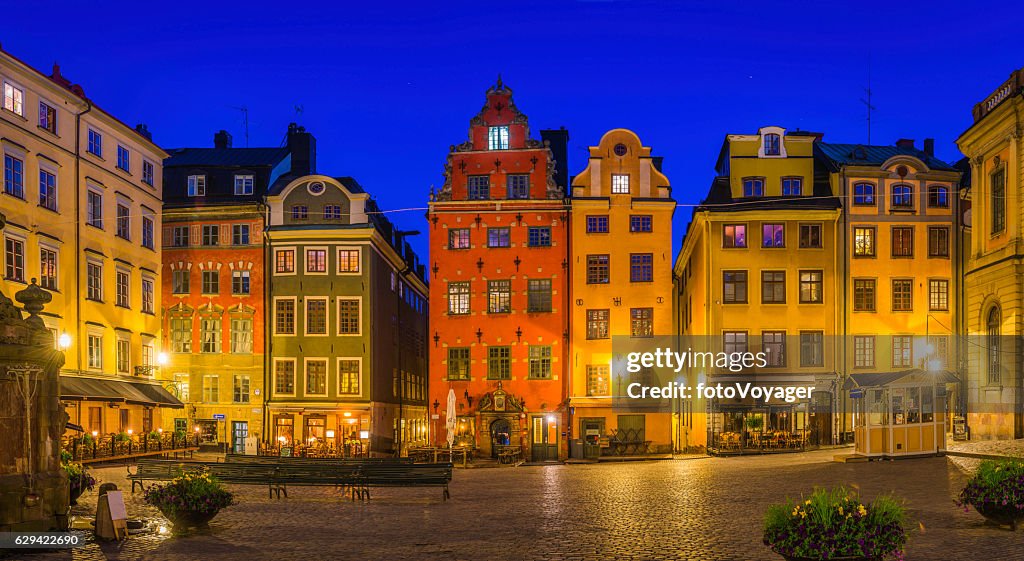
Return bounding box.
[234,175,254,195]
[488,280,511,313]
[325,250,355,275]
[449,228,470,250]
[799,271,823,303]
[630,215,653,232]
[275,360,295,394]
[853,182,875,205]
[528,346,552,378]
[338,299,360,334]
[232,270,250,295]
[447,281,470,314]
[306,298,327,335]
[142,343,154,369]
[338,359,360,395]
[87,190,103,227]
[761,271,785,304]
[527,226,551,247]
[447,348,470,380]
[87,335,102,369]
[611,174,630,194]
[630,308,654,337]
[200,318,221,353]
[723,224,747,248]
[86,262,102,300]
[799,224,821,248]
[468,175,490,200]
[991,169,1006,234]
[488,126,509,150]
[306,249,327,273]
[291,205,308,220]
[116,145,130,172]
[892,336,912,368]
[507,174,529,199]
[116,338,130,374]
[116,203,131,239]
[723,270,748,303]
[854,336,875,368]
[230,317,252,353]
[305,360,327,395]
[586,255,609,284]
[275,249,295,273]
[928,227,949,257]
[171,317,191,353]
[172,226,189,247]
[232,224,250,246]
[764,133,780,156]
[203,375,219,402]
[586,365,610,396]
[172,373,190,402]
[172,270,189,294]
[142,160,154,186]
[141,278,154,313]
[323,205,342,220]
[762,331,786,367]
[87,129,102,157]
[987,307,1001,384]
[891,184,913,209]
[928,186,949,208]
[38,101,57,134]
[233,375,250,403]
[743,178,764,197]
[142,215,154,249]
[187,175,205,197]
[853,279,876,311]
[201,270,219,295]
[723,331,747,354]
[929,279,949,311]
[891,227,913,257]
[630,253,653,282]
[892,279,913,311]
[39,247,57,290]
[800,331,824,367]
[853,227,875,257]
[3,82,23,116]
[488,346,511,380]
[762,224,784,248]
[488,227,510,248]
[202,224,219,246]
[39,169,57,211]
[4,237,24,282]
[587,215,609,233]
[586,309,609,340]
[782,177,802,196]
[4,154,24,198]
[527,279,552,312]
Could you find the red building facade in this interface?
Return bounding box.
[428,80,570,461]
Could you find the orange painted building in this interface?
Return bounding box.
[427,79,571,461]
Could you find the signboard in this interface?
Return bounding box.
[244,435,259,456]
[431,414,439,420]
[106,491,127,521]
[849,388,864,399]
[212,414,225,420]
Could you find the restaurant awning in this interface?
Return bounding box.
[843,369,959,390]
[60,375,184,408]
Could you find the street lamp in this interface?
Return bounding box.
[58,332,71,351]
[157,352,168,366]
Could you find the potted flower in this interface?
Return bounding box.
[957,459,1024,530]
[763,486,907,560]
[144,469,234,533]
[62,459,96,505]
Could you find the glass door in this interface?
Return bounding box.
[232,421,248,454]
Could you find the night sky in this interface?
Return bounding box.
[5,0,1021,258]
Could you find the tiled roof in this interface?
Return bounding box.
[696,176,842,212]
[164,147,289,167]
[815,143,957,172]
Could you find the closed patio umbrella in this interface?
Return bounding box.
[445,388,456,449]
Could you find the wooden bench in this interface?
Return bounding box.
[359,463,453,501]
[271,463,366,500]
[127,459,208,493]
[206,463,289,499]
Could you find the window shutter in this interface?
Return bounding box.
[252,222,261,243]
[221,224,231,245]
[190,225,200,245]
[163,227,172,247]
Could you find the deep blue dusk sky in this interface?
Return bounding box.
[5,1,1021,258]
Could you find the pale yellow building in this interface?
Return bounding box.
[0,48,178,437]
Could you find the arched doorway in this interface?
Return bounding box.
[490,418,511,458]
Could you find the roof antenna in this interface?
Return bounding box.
[859,54,875,145]
[230,105,249,147]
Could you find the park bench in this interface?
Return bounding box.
[127,459,208,493]
[270,463,365,500]
[359,462,453,501]
[206,463,288,499]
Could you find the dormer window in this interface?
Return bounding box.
[187,175,206,197]
[234,175,254,195]
[782,177,802,196]
[764,133,781,156]
[743,178,764,197]
[891,184,913,209]
[488,126,509,150]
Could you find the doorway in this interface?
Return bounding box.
[531,415,558,462]
[581,418,604,459]
[232,421,248,454]
[809,391,833,446]
[489,418,511,459]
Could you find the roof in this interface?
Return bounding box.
[60,375,184,408]
[844,369,959,389]
[164,147,290,168]
[695,176,842,213]
[815,143,957,172]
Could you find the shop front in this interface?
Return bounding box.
[267,407,371,457]
[848,369,956,458]
[706,374,820,455]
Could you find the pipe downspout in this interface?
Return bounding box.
[75,100,93,377]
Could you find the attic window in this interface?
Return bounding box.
[764,133,781,156]
[488,126,509,150]
[852,147,868,160]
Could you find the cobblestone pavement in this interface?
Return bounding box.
[9,450,1022,561]
[948,437,1024,472]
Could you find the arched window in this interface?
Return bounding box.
[891,184,913,209]
[764,133,781,156]
[928,186,949,208]
[987,306,1001,384]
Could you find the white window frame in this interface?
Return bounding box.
[87,330,103,370]
[38,243,59,291]
[4,81,25,116]
[234,174,254,195]
[141,275,155,314]
[304,245,329,275]
[187,175,206,197]
[488,125,509,150]
[337,357,363,397]
[336,246,361,275]
[611,174,630,194]
[115,335,131,374]
[273,246,297,276]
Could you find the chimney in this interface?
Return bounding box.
[540,127,570,191]
[214,130,232,149]
[895,138,915,149]
[651,156,664,173]
[135,124,152,141]
[923,138,935,157]
[287,123,316,176]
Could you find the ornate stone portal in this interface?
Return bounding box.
[476,382,527,459]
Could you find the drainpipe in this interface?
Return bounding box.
[75,100,93,376]
[261,201,271,448]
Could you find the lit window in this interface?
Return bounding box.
[447,282,470,315]
[528,346,552,378]
[338,249,360,273]
[487,280,511,313]
[762,224,784,248]
[853,227,875,257]
[611,174,630,194]
[39,247,57,290]
[892,279,913,311]
[488,126,509,150]
[4,82,24,116]
[449,229,470,249]
[339,360,360,395]
[723,224,747,248]
[929,279,949,311]
[487,227,510,248]
[306,249,327,273]
[275,250,295,273]
[586,309,609,340]
[799,270,823,303]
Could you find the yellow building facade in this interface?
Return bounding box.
[568,129,676,456]
[0,49,178,437]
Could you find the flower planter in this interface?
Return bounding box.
[782,556,880,561]
[958,460,1024,531]
[159,506,220,533]
[69,483,84,506]
[973,503,1024,531]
